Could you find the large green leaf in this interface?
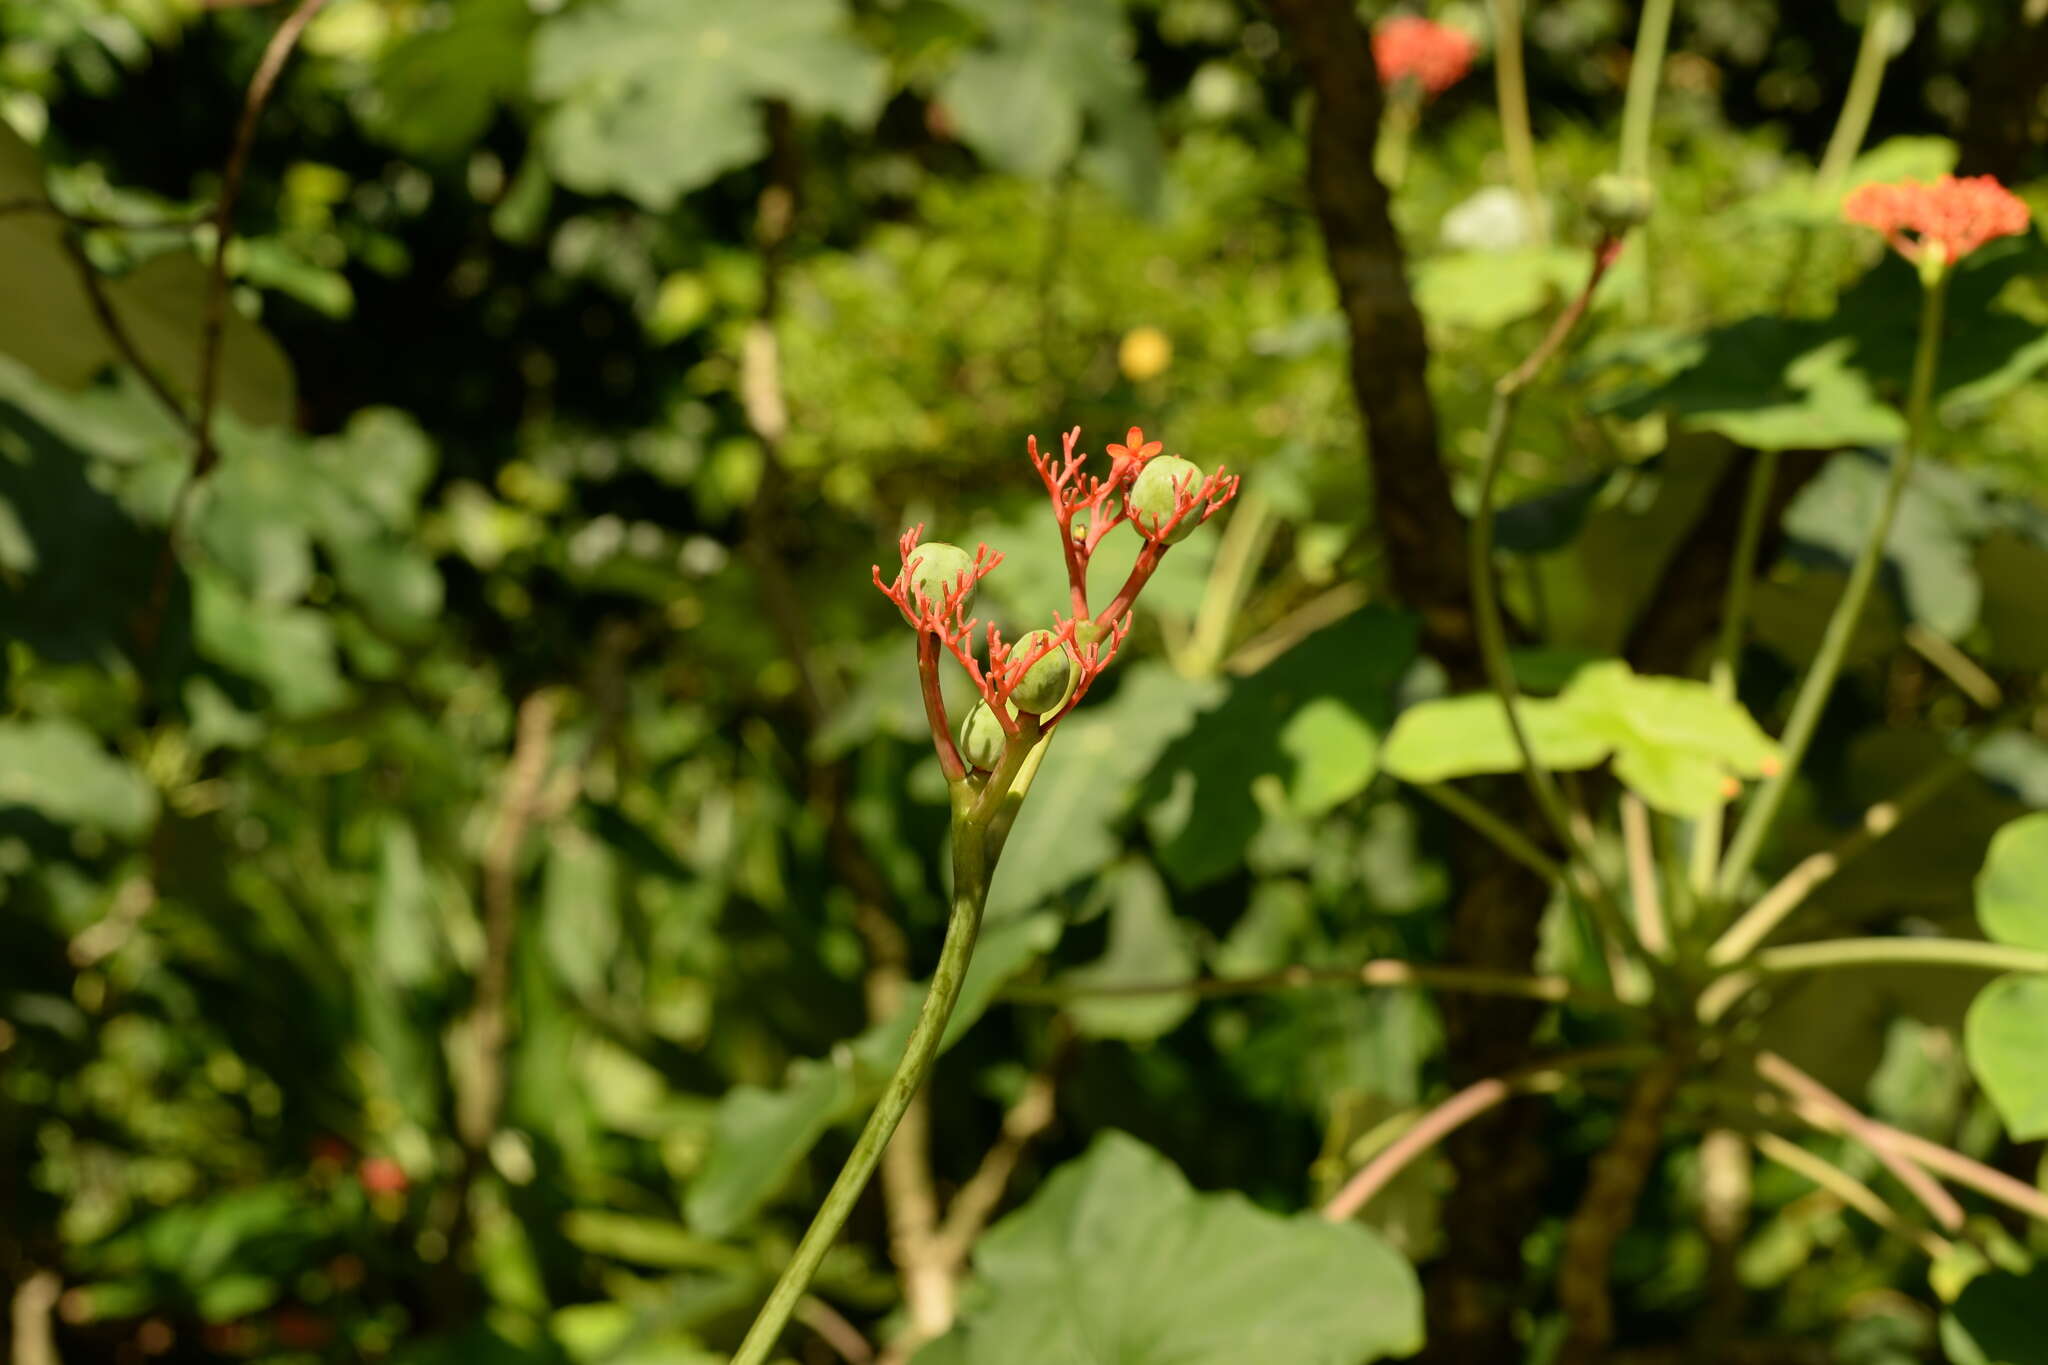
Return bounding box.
[370,0,533,160]
[1940,1265,2048,1365]
[915,1131,1423,1365]
[531,0,886,208]
[935,0,1161,212]
[1605,239,2048,450]
[1964,974,2048,1141]
[1784,453,1985,640]
[988,662,1220,918]
[0,716,156,839]
[1975,814,2048,952]
[1142,609,1415,888]
[1379,660,1778,816]
[0,125,294,428]
[1057,859,1198,1041]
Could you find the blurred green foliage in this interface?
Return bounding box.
[3,0,2048,1362]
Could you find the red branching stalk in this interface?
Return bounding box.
[874,427,1237,774]
[1842,174,2031,267]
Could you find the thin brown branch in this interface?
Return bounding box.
[1554,1054,1684,1365]
[1321,1047,1654,1222]
[933,1025,1070,1262]
[192,0,330,481]
[1754,1051,1964,1232]
[56,229,191,428]
[796,1296,876,1365]
[461,690,559,1151]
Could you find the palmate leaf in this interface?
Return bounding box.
[916,1132,1423,1365]
[1142,608,1416,889]
[1380,660,1778,816]
[1603,237,2048,451]
[530,0,886,208]
[935,0,1162,212]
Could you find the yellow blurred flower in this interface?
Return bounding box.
[1118,325,1173,382]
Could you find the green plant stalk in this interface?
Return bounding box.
[1688,448,1780,899]
[1707,743,1978,965]
[1716,273,1947,900]
[732,708,1037,1363]
[1491,0,1544,237]
[1417,780,1565,885]
[1182,490,1274,677]
[1816,0,1909,187]
[1617,0,1676,182]
[1468,243,1638,957]
[1376,82,1421,190]
[1755,937,2048,977]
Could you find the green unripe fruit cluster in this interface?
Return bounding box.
[958,699,1009,771]
[1586,173,1654,234]
[1007,628,1073,714]
[1128,455,1205,544]
[906,541,974,617]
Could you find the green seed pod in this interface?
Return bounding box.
[958,699,1008,771]
[1128,456,1206,544]
[905,541,974,617]
[1008,628,1073,714]
[1586,173,1654,234]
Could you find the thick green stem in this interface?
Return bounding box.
[731,814,992,1365]
[1689,449,1780,899]
[1491,0,1544,237]
[1617,0,1676,182]
[1716,274,1947,900]
[1755,937,2048,977]
[1817,0,1910,186]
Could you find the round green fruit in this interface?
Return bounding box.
[905,541,974,617]
[1586,173,1654,233]
[1128,456,1205,544]
[958,700,1008,771]
[1007,629,1074,714]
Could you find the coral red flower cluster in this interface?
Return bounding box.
[874,428,1238,777]
[1373,16,1478,98]
[1842,174,2032,267]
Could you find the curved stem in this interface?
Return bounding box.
[1617,0,1676,183]
[1468,239,1635,953]
[1751,1132,1953,1260]
[1320,1047,1655,1221]
[1817,0,1910,186]
[1689,449,1779,899]
[1755,1050,1963,1232]
[1716,273,1947,899]
[1491,0,1544,237]
[731,816,992,1365]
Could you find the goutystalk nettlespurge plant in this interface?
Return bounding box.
[1360,172,2044,1362]
[729,427,1238,1364]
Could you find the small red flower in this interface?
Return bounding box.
[1104,427,1162,464]
[1373,16,1477,98]
[1842,174,2031,268]
[357,1155,408,1196]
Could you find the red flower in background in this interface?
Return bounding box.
[357,1155,409,1195]
[1842,174,2031,267]
[1373,16,1478,98]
